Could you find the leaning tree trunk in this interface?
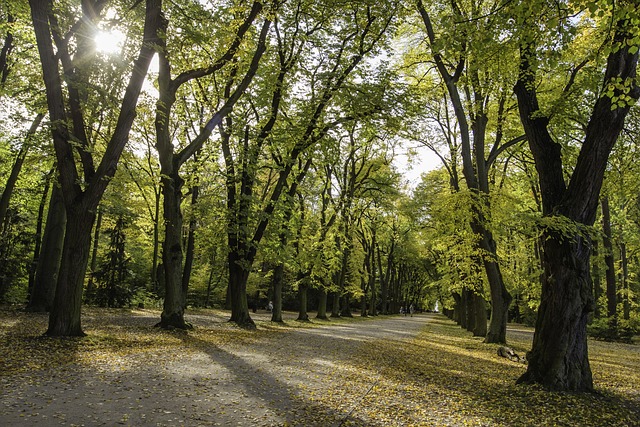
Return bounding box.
[46,208,95,336]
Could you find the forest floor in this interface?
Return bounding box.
[0,307,638,426]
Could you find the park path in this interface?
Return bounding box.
[1,312,432,426]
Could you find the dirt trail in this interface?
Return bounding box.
[1,313,432,426]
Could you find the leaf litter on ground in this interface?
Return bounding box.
[0,307,638,426]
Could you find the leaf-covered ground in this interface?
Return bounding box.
[0,308,638,426]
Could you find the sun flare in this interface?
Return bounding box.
[94,29,125,55]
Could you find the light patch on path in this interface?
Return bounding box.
[1,314,432,426]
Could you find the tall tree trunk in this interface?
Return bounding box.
[157,172,189,329]
[341,295,353,317]
[452,292,462,325]
[27,183,65,312]
[228,251,254,328]
[46,208,95,336]
[460,289,469,329]
[30,0,163,335]
[368,231,377,316]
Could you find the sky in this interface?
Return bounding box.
[394,143,442,190]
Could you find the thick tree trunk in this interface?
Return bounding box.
[27,183,65,312]
[228,252,255,328]
[517,235,593,391]
[513,21,639,389]
[460,290,469,329]
[483,239,511,343]
[316,288,328,319]
[471,292,487,337]
[46,208,95,336]
[157,172,190,329]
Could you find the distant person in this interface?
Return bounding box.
[267,301,273,312]
[409,304,414,317]
[400,306,404,315]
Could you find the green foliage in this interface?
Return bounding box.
[588,316,636,343]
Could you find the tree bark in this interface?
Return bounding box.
[297,280,309,321]
[228,251,254,328]
[30,0,162,335]
[27,182,65,312]
[514,22,639,390]
[46,207,95,336]
[157,171,189,329]
[316,288,328,319]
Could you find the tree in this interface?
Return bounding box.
[414,0,524,343]
[29,0,163,336]
[153,0,270,329]
[219,0,395,327]
[513,1,639,391]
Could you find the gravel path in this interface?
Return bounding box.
[1,312,432,426]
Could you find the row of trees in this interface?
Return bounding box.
[0,0,638,392]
